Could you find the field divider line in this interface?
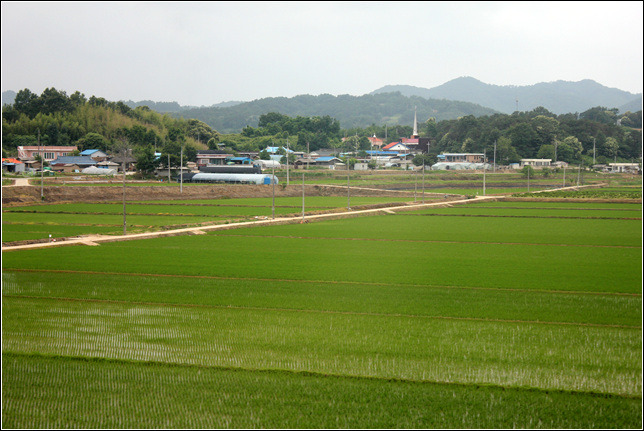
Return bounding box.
[209,233,642,249]
[4,268,641,298]
[4,294,641,330]
[1,196,501,252]
[3,351,641,400]
[394,213,642,221]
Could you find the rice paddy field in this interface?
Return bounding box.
[1,196,421,243]
[2,188,642,428]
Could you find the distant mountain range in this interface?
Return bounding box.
[3,77,641,133]
[371,77,642,115]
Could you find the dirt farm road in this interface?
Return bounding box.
[1,183,607,252]
[1,195,502,252]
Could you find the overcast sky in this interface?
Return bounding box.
[2,1,642,107]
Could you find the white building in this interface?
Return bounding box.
[520,159,552,168]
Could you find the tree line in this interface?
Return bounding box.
[2,88,222,174]
[3,88,641,174]
[418,106,641,165]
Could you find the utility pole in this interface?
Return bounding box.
[422,163,426,203]
[493,140,497,173]
[593,137,596,165]
[121,145,127,235]
[38,129,43,200]
[577,163,581,187]
[167,154,171,183]
[180,145,183,193]
[483,151,486,196]
[563,166,566,187]
[302,172,305,222]
[554,140,558,163]
[527,166,530,193]
[347,155,351,211]
[286,138,290,186]
[271,162,276,219]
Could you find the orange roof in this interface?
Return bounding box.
[2,158,23,164]
[382,142,400,150]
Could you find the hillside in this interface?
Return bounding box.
[175,92,498,134]
[372,77,642,115]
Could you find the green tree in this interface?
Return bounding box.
[520,165,535,178]
[412,153,437,166]
[13,89,39,118]
[604,137,620,161]
[207,137,219,150]
[507,123,539,158]
[580,107,619,124]
[495,136,521,165]
[558,136,583,162]
[134,145,158,175]
[537,144,556,159]
[75,133,109,152]
[39,87,73,115]
[531,115,559,147]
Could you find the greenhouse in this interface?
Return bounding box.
[430,162,493,170]
[183,173,278,185]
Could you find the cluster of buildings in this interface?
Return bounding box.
[2,146,133,175]
[4,139,640,178]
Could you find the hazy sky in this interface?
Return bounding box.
[2,1,642,106]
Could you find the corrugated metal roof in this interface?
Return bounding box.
[50,156,97,166]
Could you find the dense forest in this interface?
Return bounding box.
[2,88,641,171]
[1,88,221,171]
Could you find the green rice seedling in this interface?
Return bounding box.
[3,297,641,395]
[3,229,641,294]
[3,270,641,327]
[2,353,640,429]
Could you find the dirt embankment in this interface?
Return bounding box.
[1,184,425,206]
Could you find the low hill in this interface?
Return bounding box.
[176,92,498,134]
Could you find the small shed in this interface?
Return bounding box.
[2,158,25,173]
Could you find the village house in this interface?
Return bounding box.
[520,159,552,168]
[49,156,98,171]
[17,145,78,162]
[2,158,25,173]
[439,153,486,163]
[196,150,235,167]
[80,149,109,161]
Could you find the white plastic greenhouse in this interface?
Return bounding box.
[81,166,118,175]
[188,173,279,185]
[430,162,493,171]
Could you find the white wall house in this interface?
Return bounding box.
[520,159,551,167]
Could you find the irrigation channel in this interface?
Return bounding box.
[1,184,601,252]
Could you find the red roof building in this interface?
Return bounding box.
[17,146,78,162]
